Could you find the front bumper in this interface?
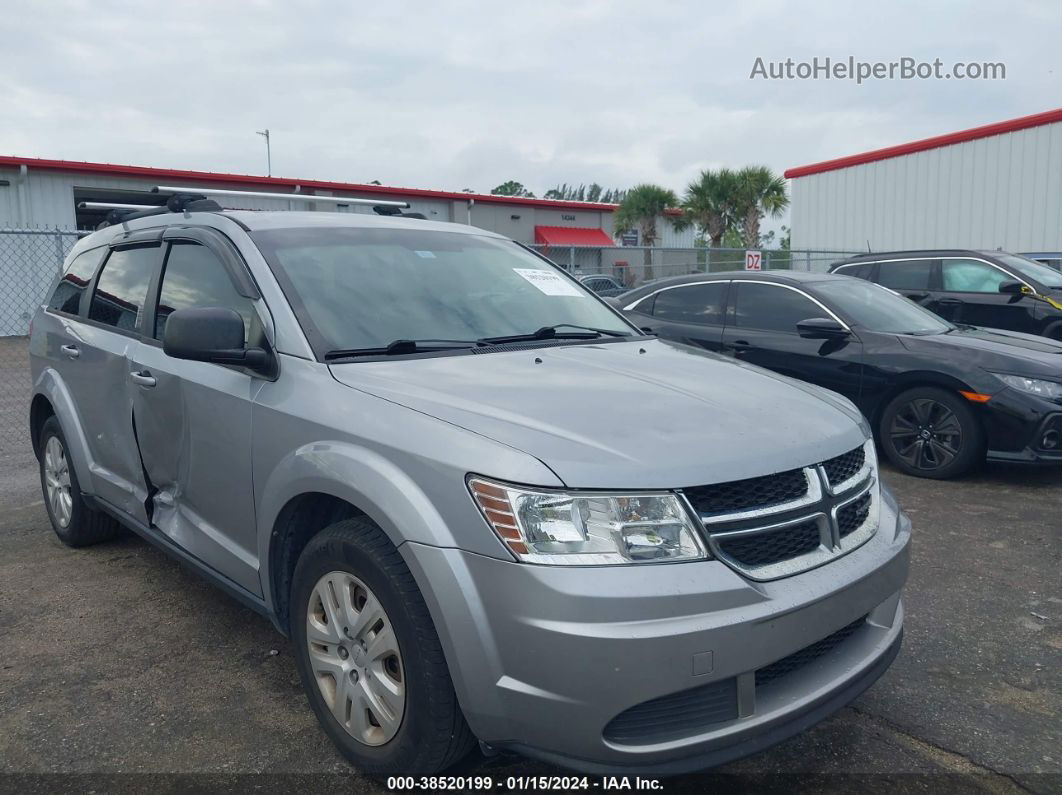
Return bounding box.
[981,388,1062,464]
[402,487,910,772]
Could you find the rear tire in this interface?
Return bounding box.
[879,387,984,479]
[38,416,120,547]
[290,518,476,775]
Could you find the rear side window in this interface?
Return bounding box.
[651,283,728,325]
[832,263,870,279]
[48,248,105,315]
[731,282,822,333]
[875,260,934,290]
[154,241,262,345]
[88,245,159,332]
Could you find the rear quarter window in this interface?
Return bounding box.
[48,247,106,315]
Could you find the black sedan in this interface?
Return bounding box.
[618,270,1062,479]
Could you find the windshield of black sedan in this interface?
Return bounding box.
[251,226,633,355]
[815,279,952,335]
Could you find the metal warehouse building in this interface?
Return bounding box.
[0,154,691,249]
[786,108,1062,254]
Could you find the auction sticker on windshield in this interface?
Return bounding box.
[513,268,586,297]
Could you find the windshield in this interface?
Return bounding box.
[251,226,634,355]
[815,279,952,335]
[993,253,1062,289]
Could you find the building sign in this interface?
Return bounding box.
[621,230,639,246]
[560,214,576,221]
[745,250,762,270]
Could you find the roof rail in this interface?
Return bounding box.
[152,185,409,210]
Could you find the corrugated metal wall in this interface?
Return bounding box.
[0,166,696,246]
[790,121,1062,252]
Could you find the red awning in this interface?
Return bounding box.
[534,225,615,246]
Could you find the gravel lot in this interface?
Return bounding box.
[0,337,1059,793]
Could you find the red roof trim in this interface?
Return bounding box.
[0,154,621,212]
[534,225,616,246]
[785,108,1062,179]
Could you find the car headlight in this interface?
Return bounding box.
[468,477,708,565]
[994,373,1062,400]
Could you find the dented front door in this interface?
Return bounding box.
[129,340,261,595]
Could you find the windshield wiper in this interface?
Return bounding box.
[324,339,481,359]
[479,323,631,345]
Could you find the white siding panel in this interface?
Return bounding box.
[790,120,1062,252]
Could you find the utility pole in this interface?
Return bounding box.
[256,129,271,176]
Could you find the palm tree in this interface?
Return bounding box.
[679,168,739,248]
[612,184,679,279]
[733,166,789,248]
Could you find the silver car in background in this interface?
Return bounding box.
[29,206,909,775]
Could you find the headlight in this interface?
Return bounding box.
[994,373,1062,400]
[468,477,708,565]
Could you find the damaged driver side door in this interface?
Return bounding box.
[129,234,267,596]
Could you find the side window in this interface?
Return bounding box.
[48,248,105,315]
[631,292,656,314]
[875,259,934,291]
[732,283,823,333]
[652,283,728,325]
[833,263,870,280]
[941,259,1012,293]
[88,245,159,332]
[155,241,262,346]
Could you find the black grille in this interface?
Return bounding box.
[821,446,865,486]
[838,492,871,538]
[716,519,821,567]
[756,615,868,689]
[603,678,738,745]
[684,468,807,515]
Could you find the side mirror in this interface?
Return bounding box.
[797,317,849,339]
[163,307,269,371]
[998,280,1025,295]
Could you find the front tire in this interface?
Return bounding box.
[38,416,120,546]
[879,386,984,479]
[290,518,475,775]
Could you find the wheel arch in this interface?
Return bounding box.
[869,371,986,435]
[257,441,477,633]
[29,370,95,491]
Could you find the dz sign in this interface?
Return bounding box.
[745,250,762,270]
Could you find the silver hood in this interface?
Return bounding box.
[329,339,867,489]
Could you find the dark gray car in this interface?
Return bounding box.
[29,205,909,775]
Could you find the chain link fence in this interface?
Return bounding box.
[1,229,84,483]
[527,245,858,287]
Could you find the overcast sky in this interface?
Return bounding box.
[1,0,1058,212]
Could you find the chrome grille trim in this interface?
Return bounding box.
[696,468,820,526]
[687,440,880,581]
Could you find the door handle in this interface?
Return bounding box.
[904,292,929,301]
[937,298,962,305]
[731,339,752,355]
[60,344,80,360]
[130,370,157,388]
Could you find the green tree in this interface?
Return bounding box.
[612,184,680,278]
[733,166,789,248]
[678,168,739,248]
[491,180,535,198]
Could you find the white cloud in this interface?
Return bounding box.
[0,0,1057,224]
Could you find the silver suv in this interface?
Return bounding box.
[29,201,909,775]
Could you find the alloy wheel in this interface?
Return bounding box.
[44,436,73,528]
[889,397,963,471]
[305,571,406,746]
